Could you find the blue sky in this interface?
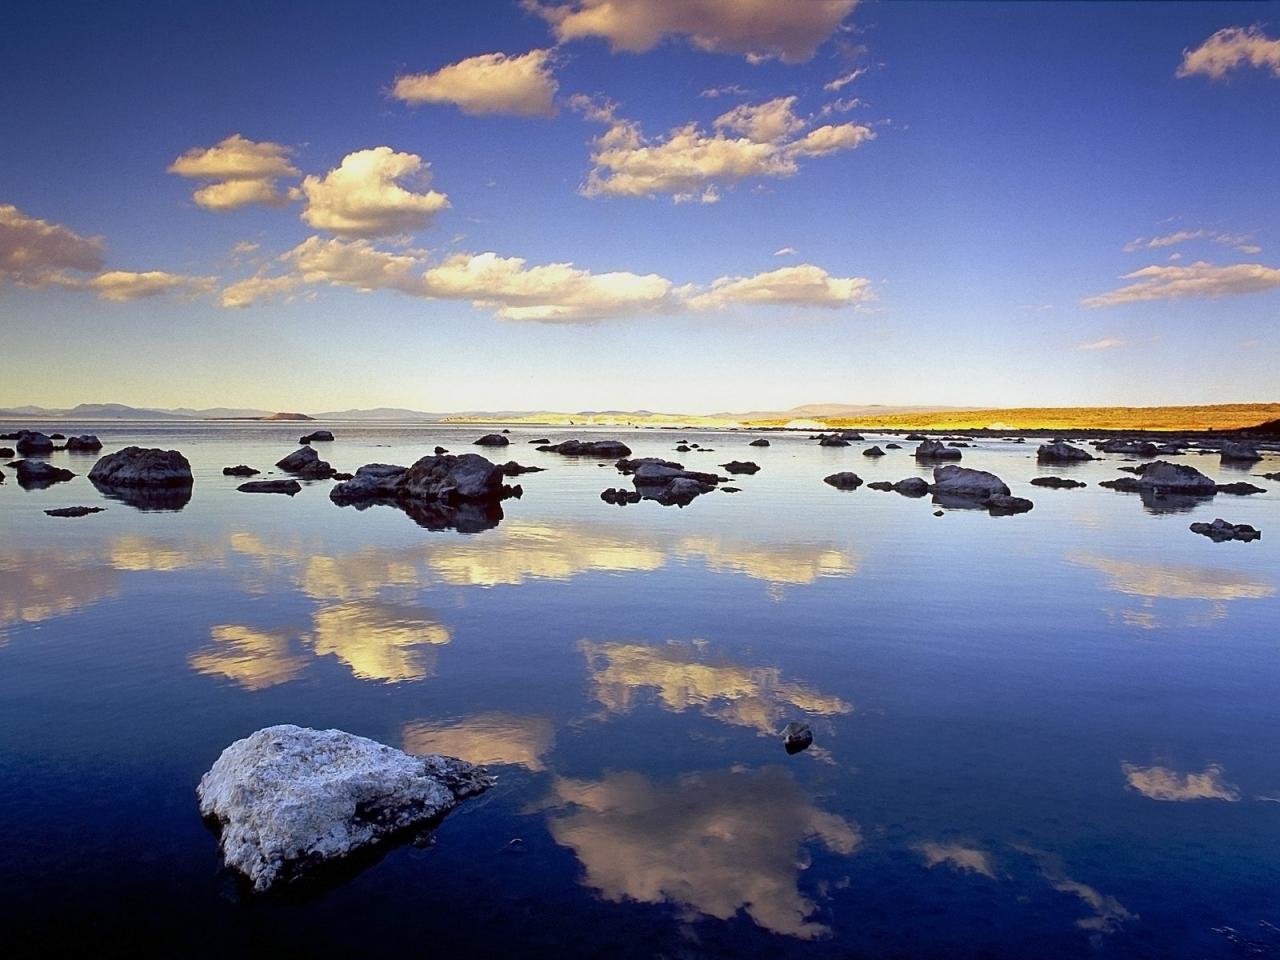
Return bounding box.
[1,0,1277,412]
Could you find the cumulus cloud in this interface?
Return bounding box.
[300,147,450,237]
[1122,763,1240,802]
[687,264,872,310]
[1177,25,1280,80]
[167,134,299,210]
[0,202,104,285]
[88,270,216,302]
[526,0,857,64]
[1083,261,1280,307]
[1076,337,1125,351]
[392,49,559,117]
[221,236,873,322]
[580,98,873,200]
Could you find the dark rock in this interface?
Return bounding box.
[331,472,354,481]
[1037,441,1093,463]
[915,439,962,460]
[65,435,103,452]
[1216,482,1265,495]
[862,446,885,457]
[223,465,261,477]
[330,456,511,532]
[867,481,892,491]
[1190,519,1261,543]
[906,434,927,441]
[885,443,902,450]
[1099,477,1143,493]
[719,460,760,474]
[933,510,944,516]
[892,477,930,497]
[781,722,813,755]
[500,461,545,476]
[15,431,54,455]
[238,480,302,495]
[1220,441,1262,463]
[675,444,691,452]
[823,472,863,490]
[721,486,741,493]
[1134,460,1218,494]
[88,447,195,505]
[434,446,448,455]
[1259,472,1280,481]
[15,459,75,488]
[986,494,1034,515]
[474,433,510,447]
[299,430,335,443]
[49,433,65,440]
[930,465,1009,499]
[529,438,550,445]
[650,477,715,506]
[0,447,12,459]
[275,446,335,479]
[600,488,642,505]
[748,438,770,447]
[44,505,106,518]
[819,436,850,447]
[1096,438,1158,457]
[1031,476,1087,489]
[538,439,632,458]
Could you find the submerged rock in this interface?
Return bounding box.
[275,446,336,479]
[1189,519,1261,543]
[499,461,544,476]
[823,472,863,490]
[819,436,850,447]
[781,722,813,755]
[223,465,261,477]
[65,435,103,452]
[1037,441,1093,463]
[914,439,962,460]
[197,725,493,893]
[44,505,106,518]
[238,479,302,495]
[749,438,771,447]
[15,459,75,488]
[537,439,632,458]
[474,433,509,447]
[89,447,194,488]
[719,460,760,474]
[299,430,335,443]
[1031,476,1087,489]
[1217,482,1266,495]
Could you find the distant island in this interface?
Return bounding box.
[1,401,1277,433]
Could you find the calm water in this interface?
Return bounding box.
[2,421,1277,958]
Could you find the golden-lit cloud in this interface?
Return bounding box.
[542,767,860,938]
[685,264,872,310]
[167,134,299,210]
[309,599,451,682]
[581,639,852,736]
[915,842,996,878]
[1121,763,1240,802]
[393,49,559,117]
[88,270,216,302]
[300,147,451,237]
[1177,25,1280,80]
[189,624,309,690]
[527,0,856,64]
[578,98,873,201]
[403,712,556,770]
[1083,261,1280,307]
[0,202,104,286]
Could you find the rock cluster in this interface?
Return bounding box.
[1189,519,1261,543]
[915,439,962,460]
[276,446,336,479]
[330,454,517,531]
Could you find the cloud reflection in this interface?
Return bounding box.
[310,599,450,682]
[188,624,308,690]
[0,548,119,642]
[915,842,996,878]
[1121,762,1240,801]
[542,767,859,939]
[402,712,555,771]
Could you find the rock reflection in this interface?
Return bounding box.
[0,548,119,641]
[402,713,555,771]
[339,496,503,533]
[581,640,851,736]
[541,767,859,939]
[310,599,450,682]
[915,841,996,878]
[1121,762,1240,801]
[188,624,308,690]
[89,480,192,511]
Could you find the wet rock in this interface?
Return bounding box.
[15,431,54,455]
[15,460,76,488]
[49,433,65,440]
[196,724,493,893]
[474,433,509,447]
[1217,482,1265,495]
[299,430,335,443]
[275,446,335,479]
[719,460,760,474]
[1189,519,1261,543]
[930,465,1010,499]
[330,455,511,531]
[44,505,106,518]
[331,472,354,481]
[985,494,1034,515]
[1220,441,1262,463]
[914,439,962,460]
[906,434,927,441]
[600,487,641,505]
[538,439,632,458]
[819,436,850,447]
[748,438,771,447]
[223,465,261,477]
[434,446,448,455]
[885,443,902,450]
[1133,460,1218,494]
[675,444,691,452]
[650,476,715,506]
[721,486,741,493]
[1037,441,1094,463]
[862,446,885,457]
[0,447,13,459]
[65,435,103,452]
[328,463,408,502]
[781,722,813,755]
[238,479,302,495]
[499,461,545,476]
[892,477,930,497]
[823,472,863,490]
[1031,476,1087,489]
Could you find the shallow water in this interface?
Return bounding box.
[2,421,1277,958]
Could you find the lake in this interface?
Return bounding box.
[1,421,1277,958]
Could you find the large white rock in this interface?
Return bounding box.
[197,725,493,892]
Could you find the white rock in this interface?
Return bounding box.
[197,725,493,892]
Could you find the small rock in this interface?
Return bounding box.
[331,472,354,481]
[299,430,335,443]
[0,447,13,459]
[538,439,632,458]
[1217,482,1265,495]
[819,436,850,447]
[1031,476,1087,489]
[781,722,813,755]
[1190,519,1261,543]
[275,446,335,479]
[528,438,551,445]
[474,434,510,447]
[600,487,642,505]
[1037,441,1094,463]
[721,486,741,493]
[65,435,104,452]
[823,471,863,490]
[748,438,770,447]
[223,465,261,477]
[914,439,962,460]
[885,443,902,450]
[719,460,759,474]
[44,506,106,518]
[434,446,448,455]
[237,480,302,495]
[985,494,1034,515]
[500,461,545,476]
[863,446,885,457]
[933,510,944,516]
[15,460,76,488]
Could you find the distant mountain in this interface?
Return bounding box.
[0,403,194,420]
[313,407,445,420]
[169,406,277,419]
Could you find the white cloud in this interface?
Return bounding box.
[167,134,299,210]
[526,0,857,64]
[1177,25,1280,80]
[1084,260,1280,307]
[580,100,874,200]
[1124,230,1260,254]
[222,237,873,322]
[88,270,215,302]
[824,67,867,91]
[774,246,797,256]
[0,202,104,285]
[300,147,450,237]
[1076,337,1125,351]
[1121,763,1240,802]
[392,49,559,117]
[699,83,749,98]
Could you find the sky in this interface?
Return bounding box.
[1,0,1278,414]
